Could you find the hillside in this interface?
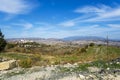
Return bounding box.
[0,45,120,80]
[0,42,120,80]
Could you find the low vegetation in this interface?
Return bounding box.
[18,58,32,68]
[0,41,120,68]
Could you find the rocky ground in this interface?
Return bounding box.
[0,58,120,80]
[0,62,120,80]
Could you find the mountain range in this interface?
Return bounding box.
[63,36,106,41]
[7,36,120,42]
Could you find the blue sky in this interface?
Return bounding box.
[0,0,120,39]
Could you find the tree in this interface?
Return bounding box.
[0,29,7,52]
[89,43,95,47]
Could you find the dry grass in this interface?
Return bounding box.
[1,45,120,67]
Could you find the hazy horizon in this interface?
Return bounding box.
[0,0,120,39]
[4,35,120,40]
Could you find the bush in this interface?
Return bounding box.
[6,43,16,49]
[98,44,102,47]
[80,48,86,53]
[89,43,95,47]
[54,60,60,65]
[64,51,72,55]
[32,54,41,61]
[18,58,32,68]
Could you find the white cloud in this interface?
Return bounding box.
[13,22,33,29]
[0,0,32,14]
[23,23,33,29]
[2,22,120,39]
[60,5,120,27]
[86,8,120,22]
[59,21,75,27]
[58,14,93,27]
[74,5,120,22]
[43,24,117,38]
[99,8,120,18]
[108,24,120,28]
[74,5,109,13]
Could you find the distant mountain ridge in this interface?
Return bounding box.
[7,38,62,41]
[63,36,106,41]
[6,36,120,42]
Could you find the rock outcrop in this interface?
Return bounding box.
[0,60,16,71]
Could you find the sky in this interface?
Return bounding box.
[0,0,120,39]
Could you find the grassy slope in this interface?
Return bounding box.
[0,45,120,66]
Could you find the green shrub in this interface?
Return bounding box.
[32,54,42,61]
[89,43,95,47]
[73,63,90,71]
[98,44,102,47]
[6,43,16,49]
[64,51,72,55]
[90,60,106,68]
[18,58,32,68]
[80,48,86,53]
[54,60,60,65]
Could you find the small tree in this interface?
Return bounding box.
[0,29,7,52]
[89,43,95,47]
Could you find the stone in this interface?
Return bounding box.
[88,67,101,73]
[86,74,97,80]
[99,69,106,74]
[73,63,78,66]
[116,62,120,64]
[0,60,17,70]
[79,74,86,80]
[107,67,110,70]
[63,63,72,68]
